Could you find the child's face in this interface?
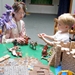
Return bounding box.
[57,21,69,32]
[14,8,25,21]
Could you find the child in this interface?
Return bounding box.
[38,13,75,46]
[2,2,27,43]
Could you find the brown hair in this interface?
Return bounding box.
[12,2,26,16]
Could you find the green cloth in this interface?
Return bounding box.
[0,43,55,75]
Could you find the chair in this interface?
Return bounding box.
[58,70,75,75]
[0,29,2,43]
[54,14,75,34]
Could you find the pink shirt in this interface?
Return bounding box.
[2,18,26,43]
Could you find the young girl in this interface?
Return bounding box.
[38,13,75,46]
[2,2,27,43]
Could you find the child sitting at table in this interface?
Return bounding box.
[2,2,27,43]
[38,13,75,46]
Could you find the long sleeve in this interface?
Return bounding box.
[2,26,15,43]
[21,21,26,36]
[19,20,27,37]
[2,19,27,43]
[2,35,14,43]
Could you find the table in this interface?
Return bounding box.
[0,43,44,59]
[0,43,55,75]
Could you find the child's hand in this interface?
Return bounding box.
[38,33,43,38]
[38,34,41,38]
[38,33,46,39]
[41,33,46,37]
[38,33,46,37]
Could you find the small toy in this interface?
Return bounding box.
[23,36,31,45]
[41,56,50,62]
[12,39,18,46]
[28,65,33,71]
[12,36,31,46]
[42,45,48,57]
[8,46,22,57]
[47,50,53,56]
[16,52,22,57]
[30,41,37,50]
[58,70,75,75]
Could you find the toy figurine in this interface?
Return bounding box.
[42,45,48,57]
[23,36,31,45]
[30,41,37,50]
[8,46,22,57]
[12,36,30,46]
[41,56,50,62]
[16,52,22,57]
[18,36,30,45]
[12,39,18,46]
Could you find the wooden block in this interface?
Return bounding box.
[48,45,62,67]
[0,54,10,62]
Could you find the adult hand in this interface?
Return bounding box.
[17,37,25,43]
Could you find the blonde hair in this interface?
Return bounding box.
[58,13,75,27]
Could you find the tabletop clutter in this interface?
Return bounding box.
[48,41,75,73]
[0,35,54,75]
[1,35,75,74]
[0,56,54,75]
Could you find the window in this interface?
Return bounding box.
[31,0,52,5]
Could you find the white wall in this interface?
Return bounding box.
[71,0,75,14]
[26,0,59,14]
[0,0,75,15]
[0,1,2,16]
[0,0,14,16]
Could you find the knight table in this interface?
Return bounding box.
[0,43,54,75]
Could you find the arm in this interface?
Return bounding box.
[41,36,54,46]
[2,35,14,43]
[38,33,54,46]
[38,33,55,41]
[38,33,59,46]
[2,28,15,43]
[44,34,55,41]
[20,20,27,37]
